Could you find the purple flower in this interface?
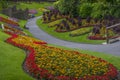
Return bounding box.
[46,6,55,11]
[29,9,38,14]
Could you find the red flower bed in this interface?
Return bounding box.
[4,30,15,35]
[5,33,118,80]
[88,36,106,40]
[0,16,19,26]
[33,41,47,45]
[88,35,119,40]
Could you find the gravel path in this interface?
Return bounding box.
[26,16,120,56]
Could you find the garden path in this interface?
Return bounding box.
[26,16,120,56]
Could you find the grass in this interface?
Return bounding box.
[16,2,53,16]
[37,19,105,44]
[48,44,120,70]
[0,30,33,80]
[0,14,8,18]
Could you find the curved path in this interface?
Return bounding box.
[26,16,120,56]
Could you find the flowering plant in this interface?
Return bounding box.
[5,33,118,80]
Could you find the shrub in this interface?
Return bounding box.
[55,0,120,19]
[78,3,92,18]
[70,27,91,37]
[54,0,80,16]
[91,3,109,19]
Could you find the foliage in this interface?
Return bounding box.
[91,3,109,19]
[54,0,80,16]
[78,3,92,18]
[48,19,63,27]
[111,5,120,18]
[55,0,120,19]
[42,9,63,23]
[70,27,91,37]
[0,0,8,9]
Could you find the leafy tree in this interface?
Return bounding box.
[0,0,8,8]
[55,0,120,19]
[54,0,80,16]
[78,3,92,18]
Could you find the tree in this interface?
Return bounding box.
[55,0,120,19]
[54,0,80,16]
[78,2,92,18]
[0,0,8,9]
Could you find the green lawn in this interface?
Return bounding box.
[0,30,33,80]
[37,19,105,44]
[16,2,53,16]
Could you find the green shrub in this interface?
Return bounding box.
[0,0,8,9]
[48,19,63,27]
[69,27,91,37]
[112,6,120,18]
[91,3,109,19]
[78,3,92,18]
[54,0,80,16]
[55,0,120,19]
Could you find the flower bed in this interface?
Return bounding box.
[88,35,107,40]
[88,35,119,40]
[5,34,118,80]
[4,25,25,35]
[0,16,19,26]
[29,9,38,14]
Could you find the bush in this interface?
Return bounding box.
[78,3,92,18]
[55,0,120,19]
[54,0,80,16]
[69,27,91,37]
[0,0,8,9]
[91,3,109,19]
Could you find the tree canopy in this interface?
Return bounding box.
[54,0,120,19]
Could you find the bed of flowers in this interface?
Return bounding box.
[0,16,19,26]
[88,35,119,40]
[3,26,25,35]
[5,32,118,80]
